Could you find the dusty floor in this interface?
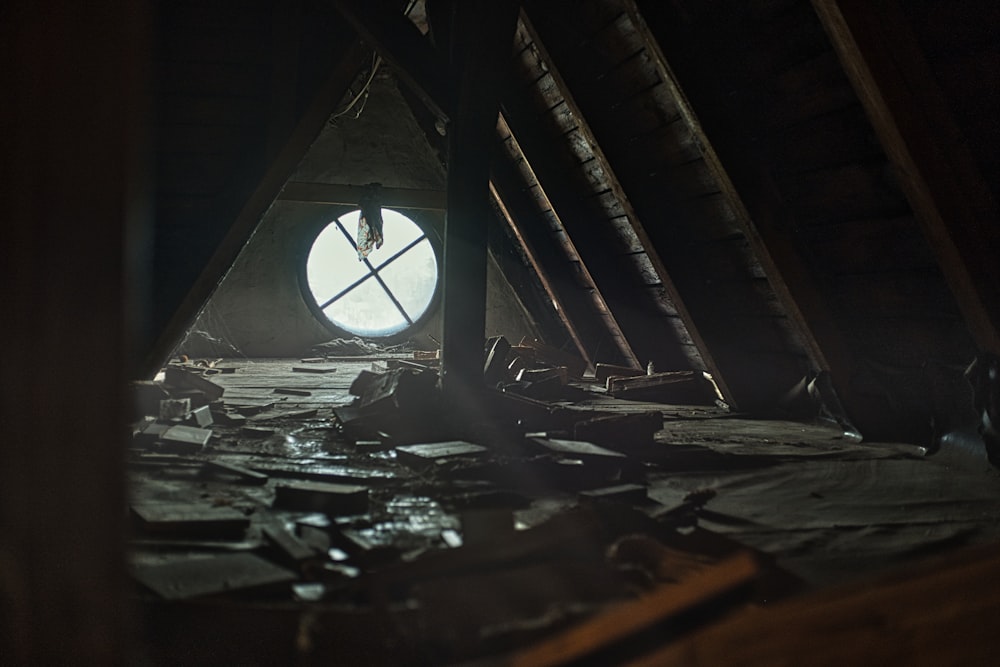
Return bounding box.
[128,357,1000,664]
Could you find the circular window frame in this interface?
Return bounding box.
[297,205,444,343]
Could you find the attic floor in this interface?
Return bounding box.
[129,357,1000,665]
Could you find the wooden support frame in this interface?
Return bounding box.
[438,0,521,397]
[812,0,1000,355]
[497,114,640,368]
[278,182,447,210]
[332,0,451,122]
[145,39,376,375]
[326,0,639,370]
[630,0,882,428]
[489,180,594,366]
[517,10,733,400]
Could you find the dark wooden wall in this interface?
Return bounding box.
[0,1,147,661]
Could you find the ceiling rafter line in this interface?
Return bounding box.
[498,113,641,368]
[144,37,377,375]
[626,0,878,427]
[811,0,1000,354]
[517,8,729,392]
[490,144,624,366]
[327,0,634,367]
[489,181,593,366]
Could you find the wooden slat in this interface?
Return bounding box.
[812,0,1000,354]
[519,10,722,382]
[632,0,881,425]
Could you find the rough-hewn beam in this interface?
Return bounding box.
[632,0,880,430]
[490,181,593,365]
[438,0,520,398]
[812,0,1000,355]
[497,114,639,368]
[332,0,451,121]
[279,182,447,210]
[518,10,732,399]
[144,39,374,375]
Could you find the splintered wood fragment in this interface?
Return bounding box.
[273,481,369,515]
[395,441,488,468]
[484,335,512,386]
[203,460,269,485]
[262,522,317,564]
[595,363,645,384]
[349,370,381,396]
[573,412,663,449]
[274,387,312,396]
[511,552,759,667]
[519,337,587,378]
[291,365,338,374]
[132,553,297,600]
[608,371,717,405]
[131,503,250,537]
[240,426,275,438]
[189,405,213,427]
[164,365,225,401]
[529,437,628,460]
[579,484,648,504]
[413,349,440,361]
[516,366,568,384]
[159,425,212,452]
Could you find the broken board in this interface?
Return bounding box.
[132,553,296,600]
[395,441,489,468]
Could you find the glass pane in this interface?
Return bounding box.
[377,238,437,322]
[306,213,371,304]
[367,209,424,265]
[323,273,409,337]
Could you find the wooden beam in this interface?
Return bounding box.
[490,181,592,365]
[438,0,520,398]
[812,0,1000,355]
[499,104,653,368]
[331,0,451,121]
[631,0,881,429]
[518,10,733,400]
[1,0,147,661]
[489,164,610,367]
[278,182,447,210]
[144,39,375,375]
[498,114,640,368]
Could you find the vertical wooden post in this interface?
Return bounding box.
[439,0,520,399]
[0,1,149,661]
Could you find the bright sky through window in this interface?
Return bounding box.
[305,209,438,337]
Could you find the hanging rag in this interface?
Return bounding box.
[357,183,384,260]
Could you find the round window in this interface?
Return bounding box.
[303,208,439,338]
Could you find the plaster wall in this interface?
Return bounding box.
[179,73,540,357]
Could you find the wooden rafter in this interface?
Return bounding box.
[436,0,520,397]
[493,117,628,362]
[630,0,883,428]
[518,9,733,399]
[326,0,639,368]
[279,182,447,210]
[812,0,1000,354]
[489,180,594,366]
[145,38,375,375]
[332,0,450,122]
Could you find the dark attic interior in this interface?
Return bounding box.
[4,0,1000,664]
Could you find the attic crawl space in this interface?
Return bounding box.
[2,0,1000,664]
